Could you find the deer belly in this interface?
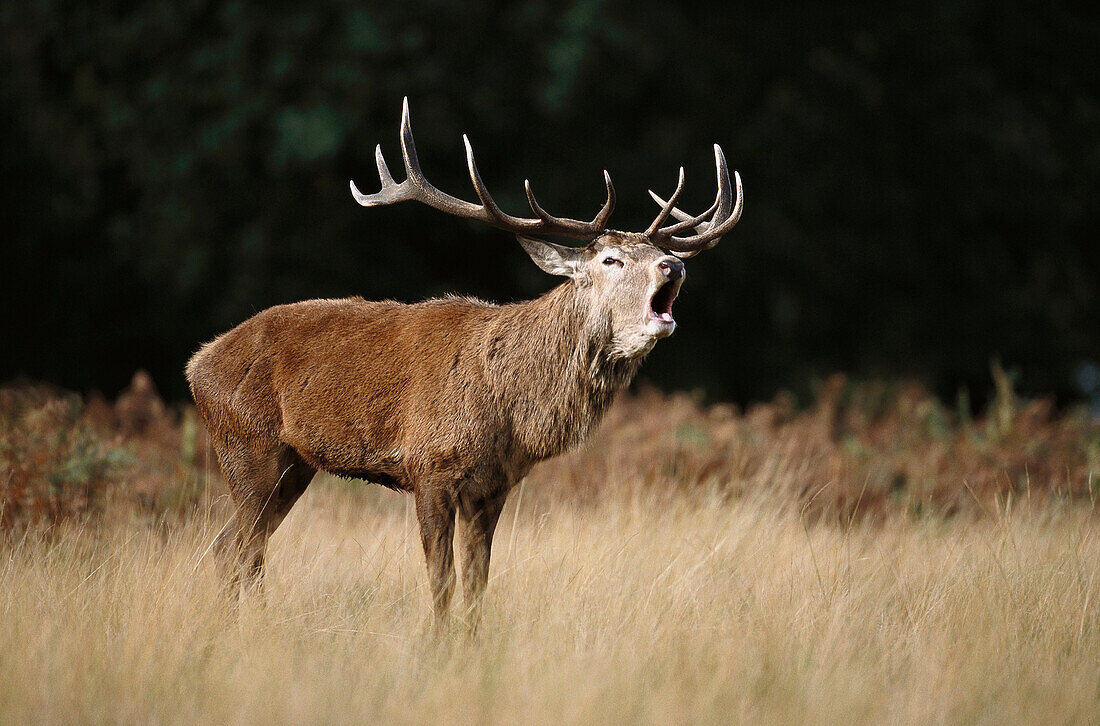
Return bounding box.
[279,410,407,486]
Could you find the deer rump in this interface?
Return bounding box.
[190,296,457,493]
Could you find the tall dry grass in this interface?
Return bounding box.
[1,483,1097,724]
[2,373,1099,723]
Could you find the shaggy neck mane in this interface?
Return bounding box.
[482,281,643,462]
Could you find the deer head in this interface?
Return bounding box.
[350,98,743,359]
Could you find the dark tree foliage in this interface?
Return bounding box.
[2,0,1097,404]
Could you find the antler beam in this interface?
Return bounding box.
[351,98,615,242]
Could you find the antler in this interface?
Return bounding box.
[646,145,743,258]
[351,98,615,242]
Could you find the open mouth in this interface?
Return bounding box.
[647,279,680,324]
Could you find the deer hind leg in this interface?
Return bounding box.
[457,491,507,630]
[212,437,316,596]
[414,482,458,627]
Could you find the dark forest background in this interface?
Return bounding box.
[2,1,1097,406]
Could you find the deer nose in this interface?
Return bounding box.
[657,258,684,281]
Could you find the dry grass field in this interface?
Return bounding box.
[2,374,1099,724]
[1,485,1098,724]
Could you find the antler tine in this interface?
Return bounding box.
[646,145,743,256]
[373,145,394,186]
[644,167,686,236]
[647,190,719,235]
[691,169,743,248]
[398,96,419,185]
[593,170,616,230]
[349,144,406,206]
[400,101,484,217]
[351,97,476,211]
[524,169,616,238]
[524,179,557,223]
[645,190,713,257]
[463,135,541,231]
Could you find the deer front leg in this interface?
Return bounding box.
[458,492,507,628]
[414,484,457,626]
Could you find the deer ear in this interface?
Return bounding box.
[516,235,586,278]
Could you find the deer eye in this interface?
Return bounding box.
[602,257,623,267]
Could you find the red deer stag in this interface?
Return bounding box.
[187,98,743,624]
